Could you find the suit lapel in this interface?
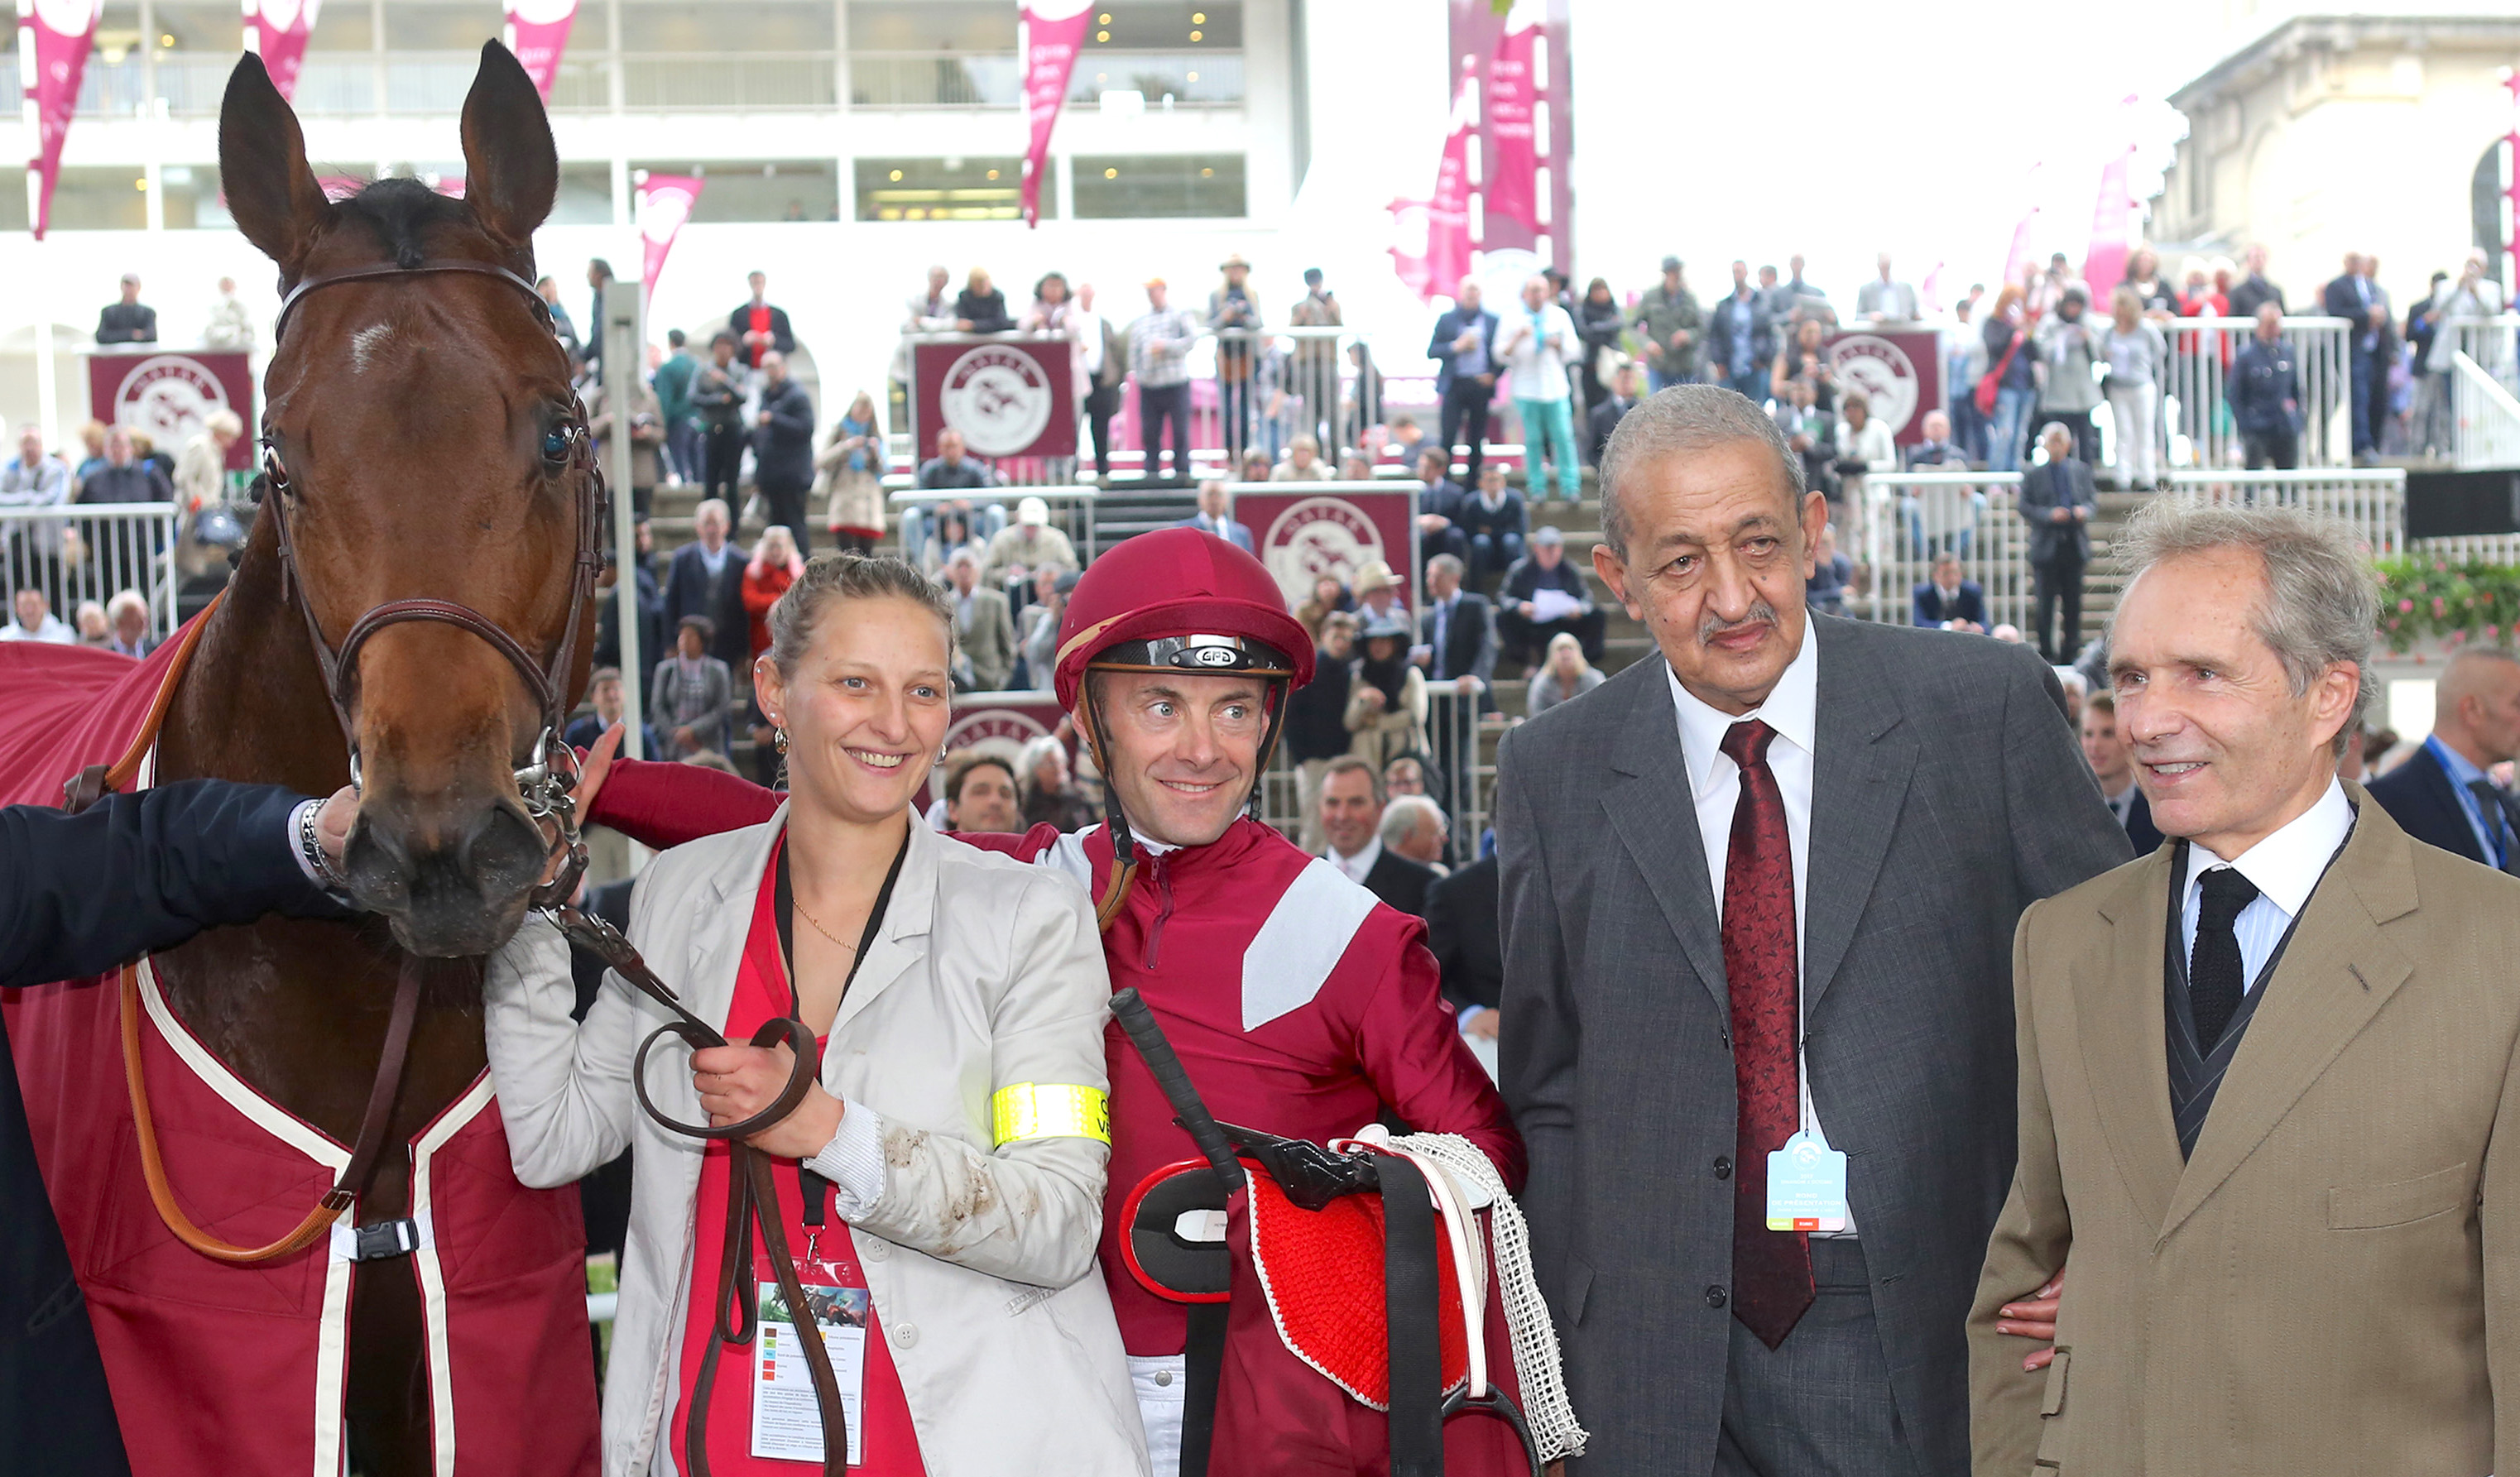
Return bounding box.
[2161,798,2418,1239]
[2076,853,2185,1232]
[1602,668,1730,1018]
[1802,621,1918,1014]
[829,815,940,1041]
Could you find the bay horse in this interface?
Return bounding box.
[28,44,601,1475]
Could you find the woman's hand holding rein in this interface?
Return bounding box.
[693,1041,843,1159]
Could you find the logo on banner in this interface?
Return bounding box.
[113,355,233,451]
[930,708,1055,802]
[1826,335,1922,436]
[939,346,1055,457]
[1261,496,1387,609]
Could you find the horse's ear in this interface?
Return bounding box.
[218,52,334,276]
[458,41,557,252]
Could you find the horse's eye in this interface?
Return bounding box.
[542,428,572,467]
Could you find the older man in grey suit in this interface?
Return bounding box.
[1496,386,2129,1475]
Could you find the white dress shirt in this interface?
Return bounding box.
[2176,778,2354,991]
[1665,633,1855,1232]
[1327,835,1382,885]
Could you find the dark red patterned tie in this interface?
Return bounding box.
[1721,719,1812,1349]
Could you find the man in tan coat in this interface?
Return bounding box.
[1970,500,2520,1475]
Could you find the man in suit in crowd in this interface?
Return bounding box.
[1499,385,2128,1475]
[660,497,751,672]
[2225,242,2287,321]
[1073,282,1128,481]
[2018,422,2097,662]
[1380,794,1450,870]
[1972,501,2520,1475]
[2081,691,2164,854]
[1426,846,1503,1048]
[1174,478,1255,552]
[727,269,795,371]
[2365,645,2520,870]
[1911,553,1987,632]
[1587,361,1642,468]
[94,274,156,344]
[941,547,1017,692]
[1855,254,1920,324]
[1417,553,1496,693]
[1456,461,1529,592]
[2227,305,2303,471]
[1705,261,1777,404]
[1428,276,1501,490]
[1414,446,1474,574]
[1319,755,1439,916]
[1497,526,1606,665]
[2321,252,2388,459]
[750,350,817,553]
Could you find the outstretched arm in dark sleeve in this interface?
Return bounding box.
[0,779,351,990]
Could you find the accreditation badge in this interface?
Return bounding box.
[1765,1129,1850,1234]
[750,1268,869,1465]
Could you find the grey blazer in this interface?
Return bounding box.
[2016,458,2096,565]
[1496,615,2131,1475]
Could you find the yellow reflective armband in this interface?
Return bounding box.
[990,1083,1112,1147]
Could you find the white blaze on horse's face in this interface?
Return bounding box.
[221,41,581,957]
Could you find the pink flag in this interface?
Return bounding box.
[2081,147,2137,301]
[24,0,102,240]
[501,0,576,101]
[1484,22,1538,233]
[242,0,320,102]
[1019,0,1090,229]
[1390,77,1476,304]
[636,172,703,300]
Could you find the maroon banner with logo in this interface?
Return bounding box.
[1019,0,1090,229]
[1231,484,1423,620]
[502,0,576,100]
[1484,22,1538,233]
[87,350,257,475]
[636,172,703,299]
[243,0,320,101]
[26,0,102,240]
[1822,329,1943,448]
[930,695,1069,805]
[912,338,1078,461]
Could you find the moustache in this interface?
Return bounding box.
[1698,601,1780,645]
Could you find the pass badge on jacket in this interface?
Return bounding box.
[1767,1130,1850,1233]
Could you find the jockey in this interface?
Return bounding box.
[582,531,1531,1476]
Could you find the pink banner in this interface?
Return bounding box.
[2082,147,2135,305]
[1484,22,1538,233]
[501,0,576,101]
[1389,74,1476,305]
[636,172,703,299]
[242,0,319,102]
[1019,0,1090,229]
[26,0,102,240]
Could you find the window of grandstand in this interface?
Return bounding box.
[854,157,1044,223]
[848,3,1019,108]
[626,160,842,223]
[1071,155,1246,219]
[40,168,151,233]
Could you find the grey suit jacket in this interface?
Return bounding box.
[1497,616,2132,1475]
[2016,458,2096,565]
[957,585,1019,692]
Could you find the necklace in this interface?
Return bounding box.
[792,899,861,953]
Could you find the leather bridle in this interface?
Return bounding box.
[259,255,604,911]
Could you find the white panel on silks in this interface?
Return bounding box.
[1241,859,1377,1031]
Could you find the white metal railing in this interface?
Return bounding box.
[0,503,184,641]
[2158,317,2350,470]
[2451,351,2520,472]
[2445,315,2520,393]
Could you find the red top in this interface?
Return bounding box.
[748,305,774,365]
[742,561,797,661]
[669,837,926,1475]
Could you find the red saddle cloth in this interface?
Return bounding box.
[0,626,600,1477]
[1242,1169,1471,1408]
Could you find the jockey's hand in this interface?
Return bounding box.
[694,1041,843,1160]
[313,785,358,867]
[1995,1267,2065,1371]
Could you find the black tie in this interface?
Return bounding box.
[2465,779,2520,874]
[2191,868,2260,1053]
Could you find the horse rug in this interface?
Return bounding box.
[0,630,600,1477]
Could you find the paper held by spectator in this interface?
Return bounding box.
[1528,587,1586,623]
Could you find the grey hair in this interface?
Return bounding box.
[1427,552,1465,581]
[1379,794,1447,848]
[766,552,956,682]
[1598,385,1804,559]
[2110,500,2377,757]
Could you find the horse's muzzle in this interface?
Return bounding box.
[344,794,550,957]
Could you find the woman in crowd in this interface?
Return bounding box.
[914,506,986,582]
[741,525,805,665]
[1344,613,1428,773]
[2102,285,2170,490]
[487,554,1145,1477]
[650,614,733,759]
[1237,445,1274,484]
[1831,388,1896,542]
[1575,276,1625,411]
[1981,285,2038,472]
[1524,631,1603,717]
[1770,315,1837,418]
[817,391,885,555]
[953,267,1012,334]
[1014,565,1067,690]
[2121,247,2180,318]
[1268,435,1332,482]
[1294,573,1351,640]
[1016,731,1094,832]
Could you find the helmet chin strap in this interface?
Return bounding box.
[1073,674,1294,933]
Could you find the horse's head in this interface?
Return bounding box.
[221,45,593,957]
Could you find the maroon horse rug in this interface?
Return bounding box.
[0,622,598,1477]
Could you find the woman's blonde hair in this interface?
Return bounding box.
[766,553,955,681]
